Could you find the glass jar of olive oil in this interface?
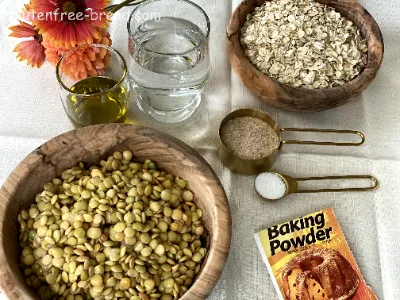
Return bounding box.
[56,44,130,127]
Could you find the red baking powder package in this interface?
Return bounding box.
[254,208,376,300]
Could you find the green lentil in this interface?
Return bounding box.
[17,151,207,300]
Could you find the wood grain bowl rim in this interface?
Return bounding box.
[226,0,385,111]
[0,124,232,300]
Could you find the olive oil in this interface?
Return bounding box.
[66,76,129,127]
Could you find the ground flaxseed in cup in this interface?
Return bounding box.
[220,116,280,160]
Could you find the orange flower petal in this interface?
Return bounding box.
[44,48,61,66]
[86,49,96,61]
[103,56,110,69]
[78,70,88,81]
[98,47,107,59]
[94,57,104,69]
[75,60,85,72]
[13,40,46,68]
[24,3,32,11]
[85,0,110,9]
[45,28,112,80]
[31,0,110,49]
[30,0,57,12]
[9,20,37,38]
[83,57,93,70]
[20,3,35,22]
[88,68,98,77]
[100,37,110,47]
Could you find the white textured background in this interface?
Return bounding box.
[0,0,399,299]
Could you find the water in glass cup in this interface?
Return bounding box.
[129,16,210,123]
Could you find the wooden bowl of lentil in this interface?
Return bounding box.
[0,124,231,300]
[227,0,384,111]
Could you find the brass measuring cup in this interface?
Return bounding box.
[218,109,365,175]
[255,172,379,201]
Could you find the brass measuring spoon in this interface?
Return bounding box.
[255,172,379,201]
[218,109,365,175]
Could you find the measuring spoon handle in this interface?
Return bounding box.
[293,175,379,193]
[280,128,365,146]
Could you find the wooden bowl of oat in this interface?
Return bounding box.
[227,0,384,112]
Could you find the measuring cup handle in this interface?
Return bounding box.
[280,128,365,146]
[294,175,379,193]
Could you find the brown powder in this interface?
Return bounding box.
[220,116,280,160]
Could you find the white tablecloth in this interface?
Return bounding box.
[0,0,399,299]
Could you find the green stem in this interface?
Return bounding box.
[106,0,147,14]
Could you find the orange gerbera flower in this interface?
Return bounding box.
[31,0,110,49]
[9,20,46,68]
[45,28,112,80]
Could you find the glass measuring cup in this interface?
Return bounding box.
[127,0,210,123]
[255,172,379,201]
[218,109,365,175]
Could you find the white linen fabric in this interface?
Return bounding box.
[0,0,399,299]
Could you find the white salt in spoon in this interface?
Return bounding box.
[255,172,379,201]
